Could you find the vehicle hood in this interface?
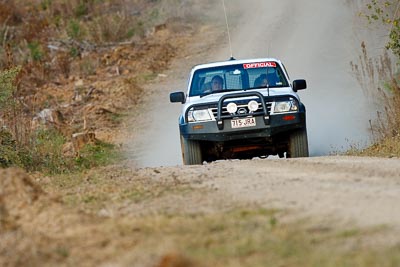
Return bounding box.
[185,87,300,107]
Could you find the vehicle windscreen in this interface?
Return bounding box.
[189,61,289,97]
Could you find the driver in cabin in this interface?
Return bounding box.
[211,75,223,91]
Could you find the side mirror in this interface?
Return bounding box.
[292,79,307,92]
[170,91,185,103]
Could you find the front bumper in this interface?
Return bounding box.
[180,112,306,142]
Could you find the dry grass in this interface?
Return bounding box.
[0,0,189,89]
[350,41,400,156]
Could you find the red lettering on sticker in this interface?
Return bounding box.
[243,62,277,69]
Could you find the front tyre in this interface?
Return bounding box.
[180,135,203,165]
[288,128,309,158]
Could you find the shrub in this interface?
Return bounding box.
[0,128,18,168]
[27,41,44,62]
[350,0,400,156]
[363,0,400,141]
[0,66,29,167]
[74,1,89,18]
[75,141,123,170]
[364,0,400,60]
[67,19,84,40]
[0,66,21,109]
[20,128,70,173]
[0,66,27,143]
[0,67,122,173]
[87,14,143,43]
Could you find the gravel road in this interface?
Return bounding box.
[201,157,400,229]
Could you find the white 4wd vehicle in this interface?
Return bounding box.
[170,58,308,165]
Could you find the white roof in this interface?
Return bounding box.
[192,58,283,71]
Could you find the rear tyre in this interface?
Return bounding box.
[180,135,203,165]
[288,128,309,158]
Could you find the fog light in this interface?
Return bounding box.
[248,100,259,112]
[227,102,238,114]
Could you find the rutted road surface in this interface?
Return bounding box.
[197,157,400,231]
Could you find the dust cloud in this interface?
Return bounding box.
[130,0,388,167]
[217,0,388,155]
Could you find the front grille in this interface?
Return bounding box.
[210,102,272,119]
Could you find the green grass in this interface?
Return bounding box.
[0,126,124,174]
[74,141,124,170]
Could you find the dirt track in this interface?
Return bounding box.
[198,157,400,230]
[124,155,400,235]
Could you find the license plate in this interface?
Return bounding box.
[231,117,256,129]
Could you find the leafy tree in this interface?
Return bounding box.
[365,0,400,61]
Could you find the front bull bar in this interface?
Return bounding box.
[216,91,270,130]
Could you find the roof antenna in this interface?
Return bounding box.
[222,0,235,60]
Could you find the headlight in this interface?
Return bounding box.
[188,109,212,122]
[248,100,259,112]
[274,102,291,113]
[227,102,238,114]
[273,101,299,113]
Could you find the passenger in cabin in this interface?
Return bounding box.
[254,74,268,87]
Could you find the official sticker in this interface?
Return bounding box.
[243,62,277,69]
